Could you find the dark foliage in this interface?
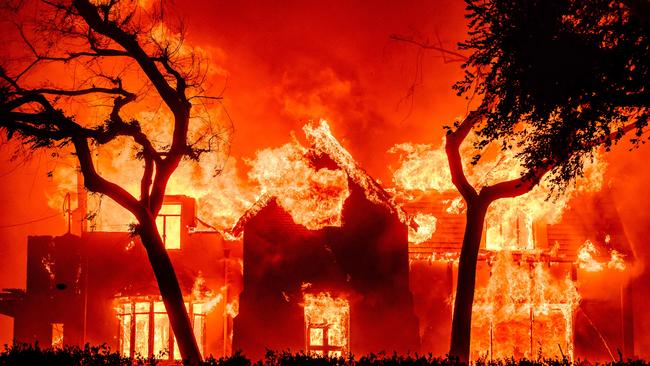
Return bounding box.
[3,345,649,366]
[456,0,650,189]
[0,343,155,366]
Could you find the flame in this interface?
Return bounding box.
[444,197,465,214]
[391,137,606,251]
[225,298,239,318]
[470,252,580,360]
[409,213,437,244]
[576,240,626,272]
[41,254,55,282]
[192,272,223,313]
[303,292,350,357]
[305,120,406,222]
[246,136,350,230]
[389,141,455,193]
[608,250,626,271]
[51,323,64,348]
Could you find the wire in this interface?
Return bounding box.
[0,212,62,229]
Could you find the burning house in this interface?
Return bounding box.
[0,195,239,360]
[406,191,634,361]
[231,170,420,358]
[0,121,638,361]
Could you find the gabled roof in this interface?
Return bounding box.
[402,189,634,264]
[228,121,407,238]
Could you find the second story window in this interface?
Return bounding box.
[485,213,534,251]
[156,204,182,250]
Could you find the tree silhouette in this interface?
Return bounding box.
[444,0,649,361]
[0,0,230,364]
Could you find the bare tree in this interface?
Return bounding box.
[0,0,230,364]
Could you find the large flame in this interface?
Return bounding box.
[471,252,580,360]
[246,137,350,230]
[53,119,404,235]
[390,137,606,250]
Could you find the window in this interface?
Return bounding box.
[303,293,350,357]
[116,297,206,359]
[51,323,64,348]
[485,213,534,251]
[156,204,182,250]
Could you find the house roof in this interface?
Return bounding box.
[402,189,635,264]
[228,121,407,238]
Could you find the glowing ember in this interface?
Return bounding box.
[303,292,350,357]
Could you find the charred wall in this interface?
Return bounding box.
[233,183,420,359]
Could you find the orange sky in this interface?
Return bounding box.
[1,0,649,345]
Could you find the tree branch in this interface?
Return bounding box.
[72,135,144,218]
[479,165,549,202]
[71,0,191,216]
[16,86,133,98]
[445,111,482,202]
[390,34,469,62]
[479,120,642,203]
[72,0,188,116]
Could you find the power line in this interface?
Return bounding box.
[0,212,61,229]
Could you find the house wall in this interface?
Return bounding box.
[4,224,232,358]
[233,183,420,360]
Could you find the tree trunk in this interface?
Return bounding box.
[449,199,489,363]
[139,216,202,365]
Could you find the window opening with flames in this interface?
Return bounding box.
[115,296,207,360]
[303,293,350,357]
[51,323,64,348]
